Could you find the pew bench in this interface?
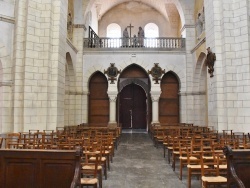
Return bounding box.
[0,147,82,188]
[224,146,250,188]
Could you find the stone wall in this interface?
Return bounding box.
[205,0,250,132]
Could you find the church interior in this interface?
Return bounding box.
[1,0,250,187]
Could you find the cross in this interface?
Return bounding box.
[127,23,134,38]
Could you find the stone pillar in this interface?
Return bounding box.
[0,84,12,133]
[12,0,28,132]
[81,91,89,123]
[108,94,117,126]
[150,91,161,124]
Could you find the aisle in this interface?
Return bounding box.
[103,133,186,188]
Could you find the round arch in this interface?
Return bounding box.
[193,52,207,126]
[144,23,159,38]
[107,23,121,38]
[65,52,76,92]
[64,52,76,126]
[193,52,206,92]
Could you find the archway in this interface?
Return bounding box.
[88,72,109,124]
[159,71,180,123]
[64,52,75,126]
[193,52,207,126]
[118,64,151,130]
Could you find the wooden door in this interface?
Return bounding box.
[119,84,147,129]
[159,72,179,123]
[89,72,109,124]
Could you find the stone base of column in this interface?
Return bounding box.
[108,122,118,128]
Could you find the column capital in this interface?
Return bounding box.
[109,96,117,102]
[107,91,118,101]
[150,91,161,101]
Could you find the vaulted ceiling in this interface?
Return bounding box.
[92,0,178,21]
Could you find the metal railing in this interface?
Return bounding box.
[83,37,185,50]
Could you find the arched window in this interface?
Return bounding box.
[107,23,121,38]
[144,23,159,47]
[145,23,159,38]
[107,23,121,47]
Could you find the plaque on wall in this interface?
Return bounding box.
[104,63,121,84]
[148,63,165,84]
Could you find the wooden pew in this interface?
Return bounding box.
[0,147,82,188]
[224,146,250,188]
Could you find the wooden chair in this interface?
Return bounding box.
[81,152,100,188]
[101,135,113,169]
[179,143,198,180]
[41,130,57,149]
[213,153,227,176]
[153,127,164,148]
[162,131,170,158]
[201,153,227,188]
[83,140,108,180]
[4,133,23,149]
[172,138,191,171]
[89,144,108,180]
[25,130,42,149]
[187,145,208,188]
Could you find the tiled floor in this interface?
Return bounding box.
[102,132,202,188]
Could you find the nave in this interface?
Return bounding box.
[103,133,200,188]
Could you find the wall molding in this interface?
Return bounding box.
[180,24,195,33]
[179,91,206,96]
[65,91,89,95]
[66,38,78,53]
[0,81,13,86]
[74,24,87,31]
[0,14,15,24]
[191,37,206,53]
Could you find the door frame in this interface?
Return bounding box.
[118,78,150,131]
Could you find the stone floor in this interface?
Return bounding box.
[102,132,202,188]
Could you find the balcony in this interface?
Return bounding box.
[83,37,185,52]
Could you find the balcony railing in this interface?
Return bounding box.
[83,37,185,50]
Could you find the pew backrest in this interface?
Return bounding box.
[0,147,82,188]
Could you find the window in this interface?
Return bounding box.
[107,23,121,38]
[145,23,159,38]
[144,23,159,47]
[107,23,121,47]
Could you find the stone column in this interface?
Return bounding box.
[81,91,89,123]
[0,83,12,133]
[151,91,161,124]
[108,94,117,126]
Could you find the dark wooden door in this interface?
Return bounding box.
[89,72,109,124]
[159,72,179,123]
[119,84,146,129]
